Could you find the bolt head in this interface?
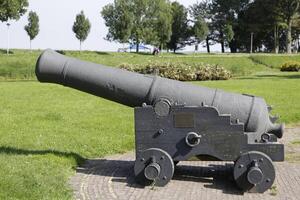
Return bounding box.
[141,158,145,162]
[163,176,167,180]
[239,164,244,168]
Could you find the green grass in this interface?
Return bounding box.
[1,49,300,199]
[250,54,300,69]
[291,140,300,145]
[0,81,134,199]
[4,49,300,79]
[200,72,300,124]
[0,72,300,199]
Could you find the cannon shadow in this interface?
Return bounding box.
[0,146,85,165]
[76,158,244,195]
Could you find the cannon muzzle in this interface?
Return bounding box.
[36,49,284,139]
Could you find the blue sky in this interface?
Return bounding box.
[0,0,220,52]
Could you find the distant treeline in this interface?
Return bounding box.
[101,0,300,54]
[1,0,300,54]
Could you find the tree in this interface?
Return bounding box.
[0,0,28,54]
[167,2,189,53]
[0,0,28,22]
[24,11,39,51]
[276,0,300,53]
[210,0,234,53]
[101,0,172,53]
[152,0,173,50]
[210,0,250,53]
[101,0,133,44]
[190,0,215,53]
[241,0,284,53]
[193,16,209,52]
[224,24,234,43]
[72,11,91,51]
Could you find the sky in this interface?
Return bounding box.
[0,0,220,52]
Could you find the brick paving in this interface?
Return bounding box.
[70,127,300,200]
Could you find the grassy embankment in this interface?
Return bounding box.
[0,49,300,199]
[3,49,300,79]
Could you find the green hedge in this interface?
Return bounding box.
[280,61,300,72]
[119,62,232,81]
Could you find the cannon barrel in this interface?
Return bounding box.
[36,49,284,139]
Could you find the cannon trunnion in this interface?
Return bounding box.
[35,50,285,193]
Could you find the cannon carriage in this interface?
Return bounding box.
[36,50,284,193]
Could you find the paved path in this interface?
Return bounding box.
[70,127,300,200]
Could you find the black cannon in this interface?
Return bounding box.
[36,50,284,193]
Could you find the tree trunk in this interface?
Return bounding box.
[221,41,225,53]
[195,43,199,52]
[30,40,32,52]
[206,38,210,53]
[219,31,225,53]
[286,19,292,54]
[159,44,162,51]
[80,41,82,52]
[136,37,139,53]
[274,25,279,54]
[229,40,237,53]
[298,38,300,53]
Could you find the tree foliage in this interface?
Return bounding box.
[194,17,209,42]
[166,2,189,52]
[72,11,91,51]
[101,0,172,52]
[100,0,300,53]
[24,11,39,41]
[0,0,28,22]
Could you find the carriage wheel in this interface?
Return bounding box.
[233,151,276,193]
[134,148,174,187]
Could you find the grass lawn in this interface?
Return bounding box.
[2,49,300,79]
[0,50,300,199]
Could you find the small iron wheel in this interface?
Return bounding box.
[134,148,174,187]
[233,151,275,193]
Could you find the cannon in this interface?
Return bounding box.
[36,49,284,193]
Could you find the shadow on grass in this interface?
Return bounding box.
[95,51,110,55]
[0,146,85,165]
[238,73,300,80]
[0,49,13,54]
[76,158,243,195]
[129,52,153,56]
[0,79,37,83]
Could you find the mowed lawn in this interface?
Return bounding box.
[1,50,300,199]
[2,49,300,79]
[1,72,300,199]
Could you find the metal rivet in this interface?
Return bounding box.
[266,178,271,183]
[163,176,167,180]
[158,129,164,134]
[142,103,147,107]
[259,158,264,162]
[161,156,165,160]
[141,158,145,162]
[239,164,244,168]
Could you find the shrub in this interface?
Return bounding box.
[280,61,300,72]
[119,62,231,81]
